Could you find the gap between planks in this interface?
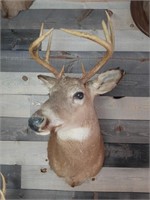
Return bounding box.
[21,165,149,193]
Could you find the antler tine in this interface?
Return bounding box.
[29,24,63,79]
[105,11,114,47]
[61,11,114,83]
[45,27,52,64]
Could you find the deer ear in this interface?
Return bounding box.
[38,75,56,89]
[89,69,125,95]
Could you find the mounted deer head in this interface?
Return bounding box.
[0,0,34,18]
[28,12,124,187]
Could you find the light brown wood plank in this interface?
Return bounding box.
[0,95,149,120]
[21,165,149,192]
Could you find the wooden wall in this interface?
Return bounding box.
[0,0,149,199]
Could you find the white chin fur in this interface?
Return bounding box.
[35,130,50,136]
[57,127,90,141]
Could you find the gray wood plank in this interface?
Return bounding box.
[41,29,149,52]
[1,51,149,74]
[1,50,149,97]
[1,8,130,30]
[1,9,106,30]
[4,189,150,199]
[0,71,149,97]
[1,29,39,50]
[1,50,149,74]
[1,28,149,52]
[0,95,149,120]
[0,165,21,189]
[21,166,149,192]
[0,118,149,144]
[30,0,129,10]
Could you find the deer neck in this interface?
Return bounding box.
[56,111,99,142]
[57,127,91,141]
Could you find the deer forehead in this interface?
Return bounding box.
[49,77,90,97]
[54,77,84,89]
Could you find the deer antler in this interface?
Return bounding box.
[29,23,64,79]
[0,172,6,200]
[61,11,114,83]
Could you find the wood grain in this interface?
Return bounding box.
[2,28,149,52]
[5,189,149,199]
[0,72,149,97]
[21,165,149,192]
[0,141,149,167]
[41,29,149,52]
[30,0,129,10]
[1,118,149,144]
[0,95,149,120]
[1,8,133,30]
[1,51,149,74]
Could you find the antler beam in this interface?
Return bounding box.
[61,11,114,83]
[29,24,64,79]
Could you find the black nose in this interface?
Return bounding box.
[28,117,44,132]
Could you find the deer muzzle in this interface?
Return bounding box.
[28,114,50,134]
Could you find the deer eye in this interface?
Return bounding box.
[73,92,84,100]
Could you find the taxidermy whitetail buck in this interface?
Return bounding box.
[0,0,34,18]
[28,12,124,187]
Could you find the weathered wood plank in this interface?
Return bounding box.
[5,189,75,199]
[0,141,149,167]
[30,0,129,10]
[0,141,48,166]
[1,118,149,144]
[21,166,149,192]
[1,8,134,30]
[0,72,149,97]
[0,95,149,120]
[0,95,31,118]
[1,30,39,50]
[101,120,149,144]
[94,97,150,120]
[41,29,149,52]
[4,189,150,199]
[1,51,149,74]
[0,165,21,189]
[2,28,149,52]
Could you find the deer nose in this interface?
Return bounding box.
[28,117,44,132]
